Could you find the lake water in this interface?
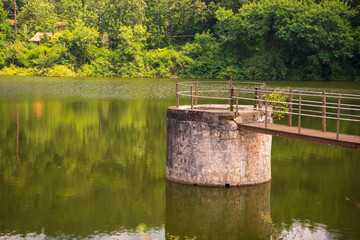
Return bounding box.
[0,76,359,240]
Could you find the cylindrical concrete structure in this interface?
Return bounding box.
[166,105,272,186]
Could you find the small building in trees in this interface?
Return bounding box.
[55,22,68,29]
[29,32,54,46]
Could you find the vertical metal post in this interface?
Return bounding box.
[228,78,233,106]
[254,86,259,109]
[176,82,179,108]
[298,93,302,134]
[195,80,199,105]
[336,96,341,140]
[191,85,194,110]
[230,87,234,111]
[236,88,239,114]
[322,91,326,132]
[265,90,268,129]
[288,89,293,127]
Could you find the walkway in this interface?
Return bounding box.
[175,80,360,150]
[238,122,360,150]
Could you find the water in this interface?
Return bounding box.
[0,76,359,240]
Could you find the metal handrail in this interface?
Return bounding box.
[175,80,360,140]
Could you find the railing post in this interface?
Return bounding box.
[228,77,233,106]
[236,88,239,114]
[288,89,293,127]
[254,86,259,109]
[176,82,179,108]
[230,87,234,111]
[195,80,199,105]
[191,85,194,110]
[265,90,268,129]
[336,96,341,140]
[322,91,326,132]
[298,92,302,134]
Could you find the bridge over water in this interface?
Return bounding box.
[175,80,360,150]
[166,80,360,186]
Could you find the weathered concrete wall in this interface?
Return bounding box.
[166,105,272,186]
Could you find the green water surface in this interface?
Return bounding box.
[0,76,359,240]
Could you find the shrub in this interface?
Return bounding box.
[0,65,37,76]
[5,42,31,67]
[80,58,116,77]
[144,48,193,78]
[45,65,76,77]
[267,89,289,120]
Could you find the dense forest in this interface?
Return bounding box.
[0,0,359,80]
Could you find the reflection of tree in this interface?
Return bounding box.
[0,99,169,237]
[165,181,271,240]
[271,136,360,240]
[16,104,19,161]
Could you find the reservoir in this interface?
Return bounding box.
[0,76,359,239]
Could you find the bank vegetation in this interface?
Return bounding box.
[0,0,359,80]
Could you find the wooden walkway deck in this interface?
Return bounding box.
[238,123,360,150]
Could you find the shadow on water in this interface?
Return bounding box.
[165,181,271,240]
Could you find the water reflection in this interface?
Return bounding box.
[165,181,271,240]
[0,98,168,238]
[280,220,341,240]
[0,77,360,240]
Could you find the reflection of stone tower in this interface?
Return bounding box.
[165,181,271,240]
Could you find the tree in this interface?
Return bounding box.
[49,0,82,24]
[13,0,17,37]
[115,24,147,75]
[0,3,10,67]
[57,19,98,67]
[19,0,58,32]
[81,0,110,32]
[214,0,358,80]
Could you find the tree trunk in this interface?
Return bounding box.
[13,0,17,38]
[99,14,102,34]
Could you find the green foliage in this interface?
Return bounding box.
[52,20,99,68]
[182,31,225,79]
[72,20,98,64]
[240,52,287,80]
[0,0,359,80]
[0,2,11,42]
[0,64,76,76]
[117,24,147,62]
[30,44,68,68]
[19,0,58,32]
[267,89,289,120]
[214,0,359,81]
[166,233,197,240]
[0,50,5,68]
[45,64,76,77]
[276,0,356,80]
[81,57,116,77]
[5,41,31,67]
[0,64,37,75]
[144,48,193,78]
[261,213,283,240]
